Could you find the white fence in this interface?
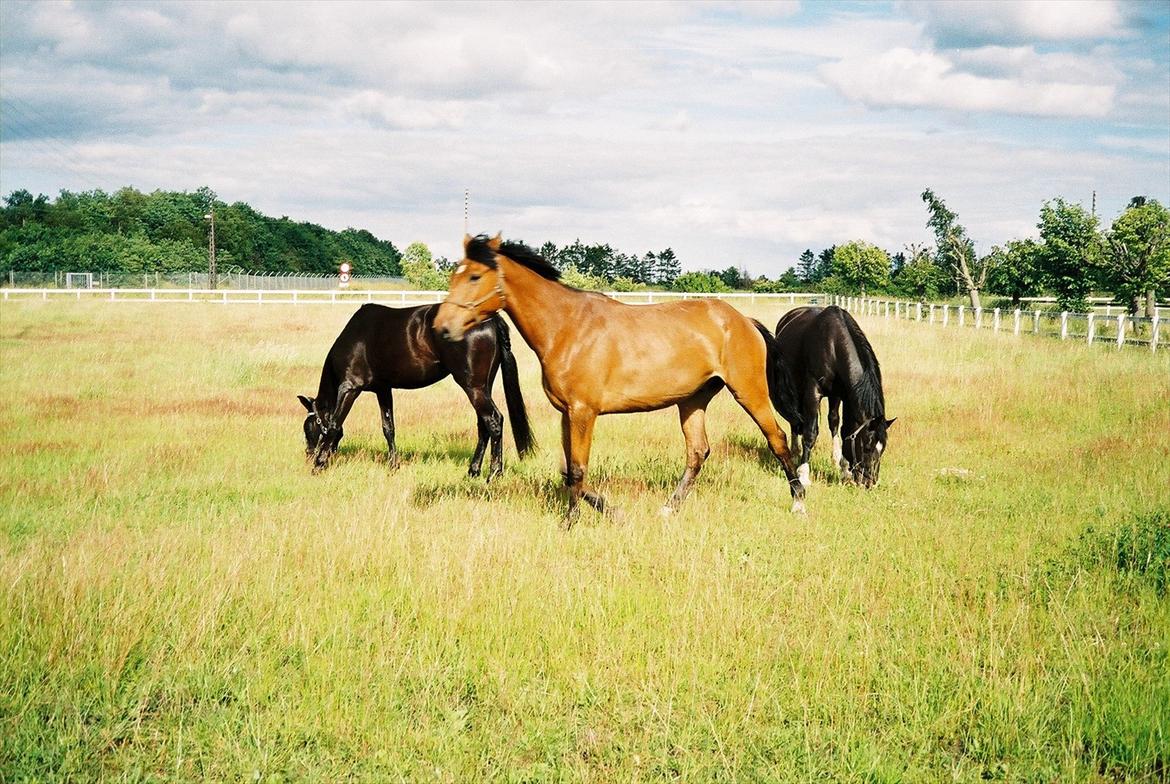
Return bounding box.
[3,287,1161,352]
[829,295,1163,353]
[0,287,826,307]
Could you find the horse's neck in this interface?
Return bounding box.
[498,256,580,360]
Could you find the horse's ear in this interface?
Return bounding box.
[298,395,314,412]
[488,232,502,250]
[463,233,473,250]
[885,417,896,429]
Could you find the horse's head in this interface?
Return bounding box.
[434,233,507,342]
[843,416,895,488]
[298,394,342,468]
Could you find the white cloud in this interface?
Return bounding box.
[903,0,1125,45]
[820,47,1115,118]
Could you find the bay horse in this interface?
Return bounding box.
[772,305,894,488]
[433,234,805,526]
[299,302,533,476]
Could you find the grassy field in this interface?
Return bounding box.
[1,300,1168,783]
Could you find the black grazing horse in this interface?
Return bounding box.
[771,305,894,488]
[298,303,534,476]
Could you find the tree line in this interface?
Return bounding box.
[0,187,403,276]
[3,186,1166,313]
[791,191,1168,316]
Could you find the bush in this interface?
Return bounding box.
[671,271,731,293]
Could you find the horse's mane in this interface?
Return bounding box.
[838,308,885,418]
[466,235,561,281]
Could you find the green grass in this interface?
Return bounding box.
[1,301,1168,782]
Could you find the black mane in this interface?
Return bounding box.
[840,308,885,417]
[465,235,561,281]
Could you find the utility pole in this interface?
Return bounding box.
[205,205,217,290]
[464,188,469,234]
[1091,190,1097,218]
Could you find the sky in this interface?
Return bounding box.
[1,0,1167,275]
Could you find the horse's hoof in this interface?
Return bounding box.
[659,505,674,518]
[797,463,811,488]
[791,498,807,515]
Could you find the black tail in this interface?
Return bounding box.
[752,320,803,430]
[494,316,535,457]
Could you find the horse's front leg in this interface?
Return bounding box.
[561,409,607,528]
[827,396,848,480]
[313,383,359,473]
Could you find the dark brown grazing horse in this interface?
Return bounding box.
[773,305,894,488]
[299,302,533,476]
[433,234,805,526]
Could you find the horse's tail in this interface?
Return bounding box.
[752,320,802,429]
[494,316,535,457]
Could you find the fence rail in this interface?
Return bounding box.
[829,295,1163,353]
[2,270,408,290]
[0,287,827,307]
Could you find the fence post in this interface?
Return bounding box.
[1060,312,1068,339]
[958,305,965,327]
[1013,309,1021,335]
[1151,316,1160,353]
[884,301,889,318]
[1033,310,1041,333]
[993,308,1000,332]
[975,307,983,329]
[916,303,922,322]
[928,304,935,324]
[942,305,949,326]
[1116,314,1125,349]
[1086,313,1095,344]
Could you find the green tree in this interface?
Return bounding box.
[832,241,890,294]
[1037,198,1101,312]
[672,271,731,293]
[922,188,986,308]
[560,263,607,291]
[984,238,1042,307]
[894,243,946,299]
[796,249,816,283]
[653,248,681,286]
[400,241,448,290]
[1104,197,1170,317]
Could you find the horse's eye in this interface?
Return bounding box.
[469,274,481,283]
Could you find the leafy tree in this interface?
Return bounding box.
[1103,197,1170,317]
[672,271,731,293]
[560,263,607,291]
[922,188,986,308]
[831,241,890,294]
[894,243,946,299]
[984,239,1042,307]
[1037,198,1101,312]
[399,241,448,290]
[717,265,750,290]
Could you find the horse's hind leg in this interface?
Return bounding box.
[662,382,723,515]
[725,377,806,513]
[462,385,503,480]
[376,389,399,469]
[797,389,821,488]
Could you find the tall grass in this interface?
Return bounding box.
[1,301,1167,782]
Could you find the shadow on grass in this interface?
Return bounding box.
[720,431,855,486]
